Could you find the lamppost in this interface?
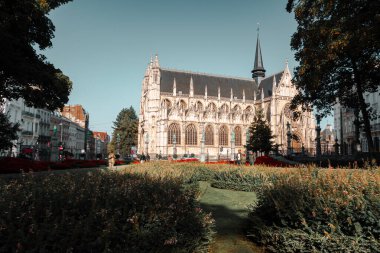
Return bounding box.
[245,129,250,164]
[116,133,121,158]
[172,133,176,159]
[315,116,322,157]
[59,122,63,143]
[286,121,292,156]
[126,132,132,157]
[144,132,149,156]
[334,134,339,155]
[200,125,206,162]
[230,129,235,161]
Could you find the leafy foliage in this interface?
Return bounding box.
[248,168,380,252]
[0,0,73,110]
[247,108,275,154]
[111,106,138,156]
[0,112,19,151]
[286,0,380,152]
[0,172,214,252]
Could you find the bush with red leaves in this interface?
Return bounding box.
[254,156,289,167]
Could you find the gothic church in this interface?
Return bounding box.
[138,35,316,158]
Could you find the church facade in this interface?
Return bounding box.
[138,36,316,158]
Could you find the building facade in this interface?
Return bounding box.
[138,36,316,159]
[334,91,380,154]
[93,131,109,159]
[1,99,90,160]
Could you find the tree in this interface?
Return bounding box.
[247,108,275,155]
[286,0,380,152]
[0,113,19,152]
[0,0,73,110]
[111,106,138,157]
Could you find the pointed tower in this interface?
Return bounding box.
[173,78,177,96]
[218,86,221,101]
[153,54,160,69]
[230,88,233,101]
[205,85,208,100]
[251,26,266,85]
[243,89,246,103]
[189,76,194,97]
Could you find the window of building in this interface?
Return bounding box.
[235,126,242,146]
[219,125,228,146]
[168,123,181,144]
[205,125,214,145]
[185,124,197,145]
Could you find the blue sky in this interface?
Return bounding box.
[44,0,331,134]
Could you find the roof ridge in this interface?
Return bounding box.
[160,67,254,81]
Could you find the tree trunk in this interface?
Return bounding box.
[354,68,374,153]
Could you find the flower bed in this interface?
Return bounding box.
[254,155,290,167]
[172,158,199,163]
[0,157,108,174]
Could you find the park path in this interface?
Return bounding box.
[198,181,265,253]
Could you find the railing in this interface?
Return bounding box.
[22,130,33,136]
[22,111,34,117]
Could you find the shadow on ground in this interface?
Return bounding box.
[198,181,265,253]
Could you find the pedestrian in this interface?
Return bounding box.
[140,152,146,163]
[236,149,242,165]
[108,152,115,168]
[248,150,254,166]
[146,154,150,162]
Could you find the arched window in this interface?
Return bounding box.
[220,104,229,113]
[185,124,197,145]
[219,125,228,146]
[168,123,181,144]
[197,101,204,112]
[162,99,171,109]
[234,126,242,146]
[205,125,214,145]
[180,100,187,110]
[207,102,216,112]
[233,105,241,113]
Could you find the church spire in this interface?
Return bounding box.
[251,24,266,84]
[173,78,177,96]
[153,54,160,69]
[205,85,208,99]
[189,76,194,97]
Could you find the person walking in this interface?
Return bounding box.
[108,152,115,169]
[248,150,255,166]
[237,149,242,165]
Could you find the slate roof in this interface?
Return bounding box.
[160,68,283,101]
[160,68,259,100]
[258,72,283,99]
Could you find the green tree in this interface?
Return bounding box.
[286,0,380,152]
[0,113,20,151]
[247,108,275,155]
[111,106,138,156]
[0,0,73,110]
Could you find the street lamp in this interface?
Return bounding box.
[286,121,292,155]
[116,133,121,157]
[59,122,63,143]
[144,132,149,156]
[172,133,176,158]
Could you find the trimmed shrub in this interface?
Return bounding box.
[0,172,214,252]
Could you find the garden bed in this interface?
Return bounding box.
[0,157,107,174]
[0,172,214,252]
